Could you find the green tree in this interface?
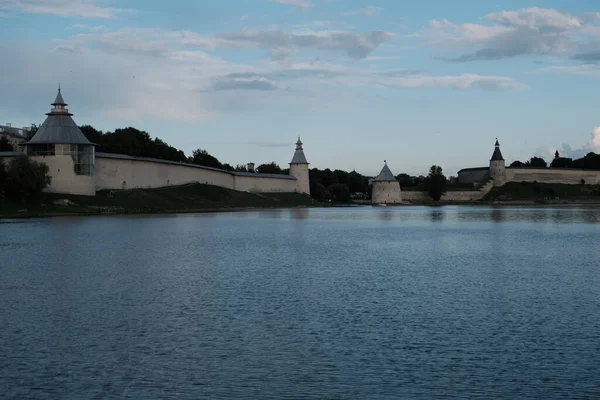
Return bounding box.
[235,164,248,172]
[25,124,38,140]
[0,136,14,152]
[256,162,282,174]
[527,156,547,168]
[510,160,526,167]
[328,183,350,202]
[0,161,7,191]
[427,165,447,201]
[190,149,224,169]
[550,157,573,168]
[5,156,51,204]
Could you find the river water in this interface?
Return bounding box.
[1,206,600,399]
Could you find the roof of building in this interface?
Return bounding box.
[490,138,504,161]
[96,152,297,180]
[290,137,308,164]
[373,161,396,181]
[24,89,93,146]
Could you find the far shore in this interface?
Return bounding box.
[4,199,600,219]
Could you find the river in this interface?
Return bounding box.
[1,206,600,399]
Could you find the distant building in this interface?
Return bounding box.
[0,123,29,149]
[371,160,402,204]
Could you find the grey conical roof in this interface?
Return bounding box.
[290,137,308,164]
[490,139,504,161]
[52,89,66,106]
[373,162,396,181]
[25,90,93,145]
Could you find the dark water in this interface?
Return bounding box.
[1,206,600,399]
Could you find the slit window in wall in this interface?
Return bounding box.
[122,181,127,190]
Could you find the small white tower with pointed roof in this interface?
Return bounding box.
[372,160,402,204]
[489,138,506,186]
[289,137,310,195]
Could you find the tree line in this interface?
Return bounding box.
[510,151,600,170]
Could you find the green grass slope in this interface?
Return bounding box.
[0,183,318,218]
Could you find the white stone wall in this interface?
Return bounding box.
[402,190,484,202]
[31,155,96,196]
[505,168,600,185]
[234,175,296,193]
[372,181,402,204]
[95,157,236,191]
[95,156,299,194]
[289,163,310,194]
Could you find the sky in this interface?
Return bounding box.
[2,0,600,176]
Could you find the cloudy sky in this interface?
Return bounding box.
[2,0,600,175]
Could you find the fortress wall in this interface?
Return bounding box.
[95,157,235,191]
[234,175,297,193]
[31,155,96,196]
[95,156,298,194]
[506,168,600,185]
[402,190,484,202]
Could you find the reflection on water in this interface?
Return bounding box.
[1,205,600,399]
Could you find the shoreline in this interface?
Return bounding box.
[3,199,600,219]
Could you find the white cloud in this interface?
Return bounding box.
[270,0,312,9]
[181,29,395,60]
[343,6,380,17]
[0,0,130,19]
[536,127,600,159]
[536,64,600,77]
[422,7,600,62]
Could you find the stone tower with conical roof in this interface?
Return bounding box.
[23,88,96,195]
[489,138,506,186]
[289,137,310,195]
[372,160,402,204]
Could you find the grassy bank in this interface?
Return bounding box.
[483,182,600,203]
[0,183,319,218]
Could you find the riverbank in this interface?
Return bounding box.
[0,183,319,218]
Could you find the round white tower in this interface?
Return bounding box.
[489,138,506,186]
[23,88,96,196]
[372,160,402,204]
[289,137,310,195]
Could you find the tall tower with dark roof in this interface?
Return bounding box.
[23,88,96,195]
[289,137,310,195]
[489,138,506,186]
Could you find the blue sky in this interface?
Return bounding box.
[2,0,600,176]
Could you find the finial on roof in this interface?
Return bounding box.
[495,138,500,147]
[384,159,387,164]
[295,136,303,150]
[58,83,61,92]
